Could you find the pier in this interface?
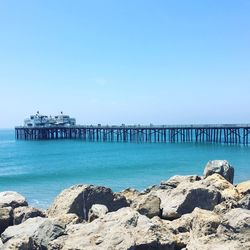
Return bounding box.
[15,124,250,144]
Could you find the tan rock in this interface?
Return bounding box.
[0,236,36,250]
[161,175,201,188]
[49,207,180,250]
[13,206,46,225]
[236,180,250,195]
[52,213,83,227]
[187,208,250,250]
[204,174,240,201]
[88,204,108,222]
[117,188,140,206]
[48,184,128,220]
[1,217,64,249]
[160,180,221,219]
[0,191,28,209]
[190,208,221,237]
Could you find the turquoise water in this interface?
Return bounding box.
[0,129,250,208]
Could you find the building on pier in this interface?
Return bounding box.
[24,111,76,127]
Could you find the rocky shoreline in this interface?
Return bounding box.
[0,160,250,250]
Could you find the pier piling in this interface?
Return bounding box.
[15,124,250,145]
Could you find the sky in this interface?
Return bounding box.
[0,0,250,128]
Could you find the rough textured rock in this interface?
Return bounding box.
[161,175,201,188]
[49,207,181,250]
[52,213,83,227]
[203,174,240,201]
[218,208,250,234]
[168,207,221,247]
[0,191,28,208]
[135,194,161,218]
[204,160,234,184]
[190,208,221,237]
[0,236,36,250]
[236,180,250,195]
[161,180,221,219]
[117,188,140,206]
[48,184,129,220]
[186,208,250,250]
[238,194,250,209]
[88,204,108,222]
[13,206,46,225]
[213,199,239,215]
[1,217,64,249]
[0,207,13,235]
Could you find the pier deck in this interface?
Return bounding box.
[15,124,250,144]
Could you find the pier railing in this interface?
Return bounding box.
[15,124,250,144]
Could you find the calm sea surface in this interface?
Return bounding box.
[0,129,250,208]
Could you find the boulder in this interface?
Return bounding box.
[88,204,108,222]
[13,206,46,225]
[218,208,250,234]
[52,213,83,227]
[1,217,64,249]
[169,208,221,248]
[161,175,201,188]
[0,191,28,209]
[189,208,221,237]
[204,160,234,184]
[238,194,250,210]
[49,207,181,250]
[213,199,239,215]
[236,180,250,195]
[204,174,240,201]
[47,184,129,220]
[187,208,250,250]
[135,194,161,218]
[117,188,140,206]
[0,236,35,250]
[161,180,221,219]
[0,207,13,235]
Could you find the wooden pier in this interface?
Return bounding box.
[15,124,250,144]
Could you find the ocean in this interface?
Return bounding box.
[0,129,250,209]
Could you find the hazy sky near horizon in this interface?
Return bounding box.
[0,0,250,128]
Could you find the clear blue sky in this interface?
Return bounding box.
[0,0,250,128]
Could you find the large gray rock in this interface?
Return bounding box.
[0,207,13,234]
[135,194,161,218]
[1,217,64,249]
[48,184,129,220]
[88,204,108,222]
[160,173,242,219]
[13,206,46,225]
[0,191,28,208]
[161,180,221,219]
[204,160,234,184]
[49,207,181,250]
